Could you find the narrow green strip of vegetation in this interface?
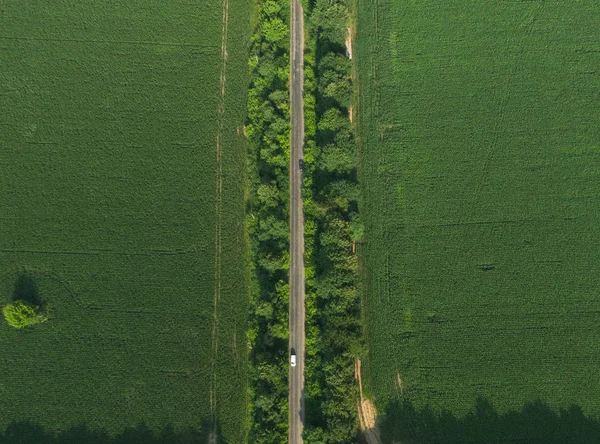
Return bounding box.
[302,0,364,442]
[245,0,291,442]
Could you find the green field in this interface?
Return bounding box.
[0,0,251,441]
[356,0,600,441]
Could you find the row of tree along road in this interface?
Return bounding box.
[245,0,362,442]
[302,0,365,442]
[245,1,292,443]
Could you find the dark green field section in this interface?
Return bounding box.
[356,0,600,440]
[0,0,250,441]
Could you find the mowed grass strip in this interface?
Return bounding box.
[357,0,600,421]
[0,0,250,440]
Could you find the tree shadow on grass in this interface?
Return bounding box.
[378,397,600,444]
[0,419,227,444]
[12,273,44,309]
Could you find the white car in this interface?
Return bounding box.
[290,353,297,367]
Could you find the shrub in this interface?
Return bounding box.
[3,300,47,329]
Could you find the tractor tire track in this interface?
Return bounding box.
[210,0,229,429]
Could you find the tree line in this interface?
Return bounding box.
[302,0,364,442]
[245,0,292,442]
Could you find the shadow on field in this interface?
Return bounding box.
[378,397,600,444]
[0,419,227,444]
[12,273,44,309]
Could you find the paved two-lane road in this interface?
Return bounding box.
[289,0,305,442]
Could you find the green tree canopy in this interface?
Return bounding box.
[311,0,349,46]
[320,144,354,174]
[3,300,47,329]
[318,53,352,108]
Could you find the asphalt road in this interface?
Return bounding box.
[289,0,305,442]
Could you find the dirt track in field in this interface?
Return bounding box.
[210,0,229,431]
[356,360,382,444]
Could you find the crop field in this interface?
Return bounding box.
[0,0,251,441]
[356,0,600,441]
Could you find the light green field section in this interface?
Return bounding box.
[356,0,600,435]
[0,0,251,440]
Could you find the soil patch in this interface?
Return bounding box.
[356,360,382,444]
[345,26,353,59]
[396,371,403,394]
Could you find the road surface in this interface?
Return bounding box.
[289,0,305,442]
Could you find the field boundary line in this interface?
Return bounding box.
[0,248,196,257]
[210,0,230,428]
[0,35,217,48]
